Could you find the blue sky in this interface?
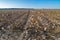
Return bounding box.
[0,0,60,9]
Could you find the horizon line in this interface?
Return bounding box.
[0,8,60,9]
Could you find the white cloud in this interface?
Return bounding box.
[0,3,16,8]
[0,2,35,8]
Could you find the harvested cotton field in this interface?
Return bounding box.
[0,9,60,40]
